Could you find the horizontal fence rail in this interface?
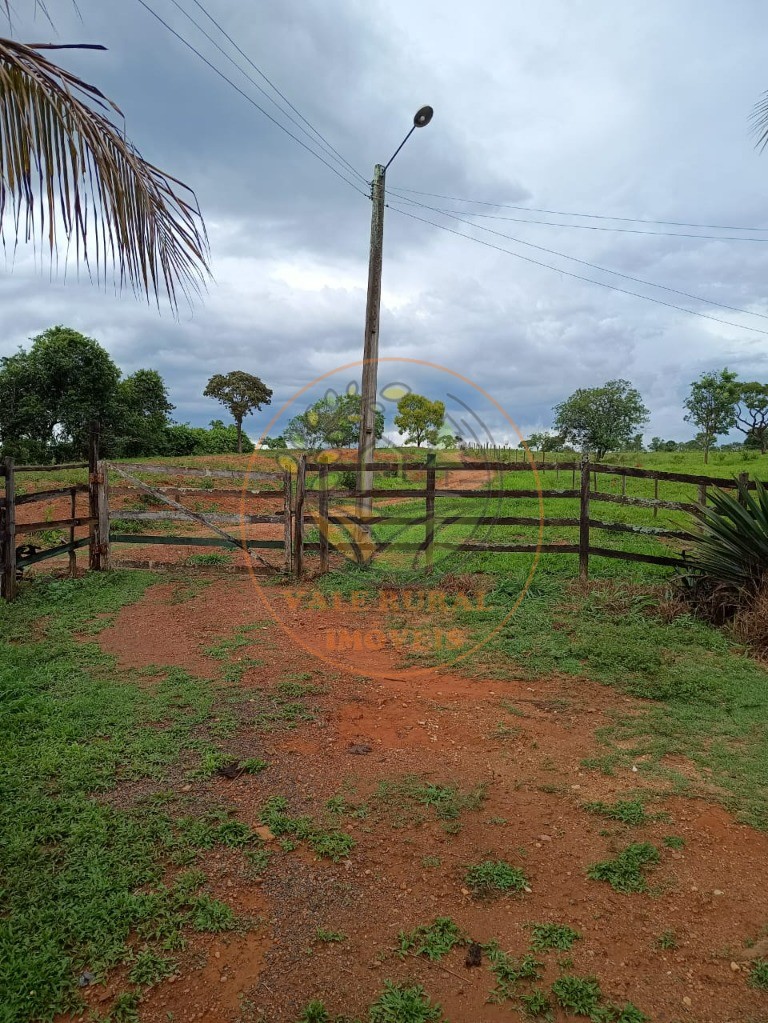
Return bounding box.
[1,446,762,598]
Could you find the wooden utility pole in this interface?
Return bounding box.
[356,163,386,539]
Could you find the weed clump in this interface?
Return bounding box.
[465,860,529,897]
[528,922,581,951]
[583,799,650,826]
[397,918,466,961]
[587,843,660,893]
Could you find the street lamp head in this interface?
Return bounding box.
[414,106,434,127]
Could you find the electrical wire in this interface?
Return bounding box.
[389,185,768,234]
[135,0,369,197]
[388,203,768,338]
[387,193,768,321]
[168,0,368,186]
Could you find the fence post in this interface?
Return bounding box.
[88,424,101,571]
[283,470,292,575]
[319,462,329,574]
[697,482,708,533]
[97,460,111,570]
[737,471,750,506]
[425,452,436,574]
[1,457,17,600]
[579,454,590,583]
[653,478,659,519]
[293,454,306,578]
[69,487,77,577]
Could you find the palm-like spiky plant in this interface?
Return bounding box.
[679,480,768,618]
[1,8,208,308]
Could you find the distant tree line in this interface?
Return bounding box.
[0,327,271,463]
[520,370,768,463]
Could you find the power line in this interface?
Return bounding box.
[171,0,368,186]
[388,203,768,338]
[389,191,768,242]
[389,185,768,235]
[387,194,768,322]
[135,0,369,198]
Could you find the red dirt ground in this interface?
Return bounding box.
[77,576,768,1023]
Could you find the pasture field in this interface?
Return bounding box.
[3,484,768,1023]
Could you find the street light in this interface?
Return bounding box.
[356,107,434,543]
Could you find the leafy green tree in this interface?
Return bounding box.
[112,369,175,457]
[649,437,679,452]
[204,371,272,453]
[0,325,121,461]
[163,420,253,457]
[734,382,768,454]
[261,435,287,449]
[684,369,739,463]
[394,394,445,447]
[553,379,649,459]
[285,394,383,451]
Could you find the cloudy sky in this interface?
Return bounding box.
[4,0,768,445]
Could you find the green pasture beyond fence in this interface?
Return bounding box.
[1,451,760,600]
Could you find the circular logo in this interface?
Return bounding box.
[239,358,544,680]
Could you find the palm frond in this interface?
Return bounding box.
[751,90,768,152]
[0,36,209,308]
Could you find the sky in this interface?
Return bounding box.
[3,0,768,446]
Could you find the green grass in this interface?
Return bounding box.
[655,930,678,950]
[663,834,685,849]
[259,797,354,861]
[185,551,231,567]
[0,572,317,1022]
[368,982,444,1023]
[464,860,530,897]
[587,843,661,894]
[483,943,543,1003]
[519,988,552,1019]
[551,975,602,1015]
[528,922,581,951]
[127,948,177,986]
[749,958,768,990]
[397,917,466,961]
[583,799,651,826]
[315,929,347,944]
[355,775,486,831]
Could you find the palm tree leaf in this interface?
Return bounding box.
[751,90,768,152]
[0,36,209,308]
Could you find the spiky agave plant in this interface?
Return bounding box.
[678,479,768,619]
[1,7,208,309]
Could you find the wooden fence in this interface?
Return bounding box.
[293,454,756,579]
[0,449,760,599]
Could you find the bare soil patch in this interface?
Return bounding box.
[87,577,768,1023]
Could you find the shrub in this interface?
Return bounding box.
[677,480,768,625]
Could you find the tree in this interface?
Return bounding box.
[0,325,121,461]
[553,379,649,459]
[649,437,679,452]
[394,394,445,447]
[522,431,565,452]
[112,369,175,457]
[285,394,383,452]
[734,382,768,454]
[683,369,739,463]
[204,372,273,453]
[1,14,208,307]
[261,435,287,449]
